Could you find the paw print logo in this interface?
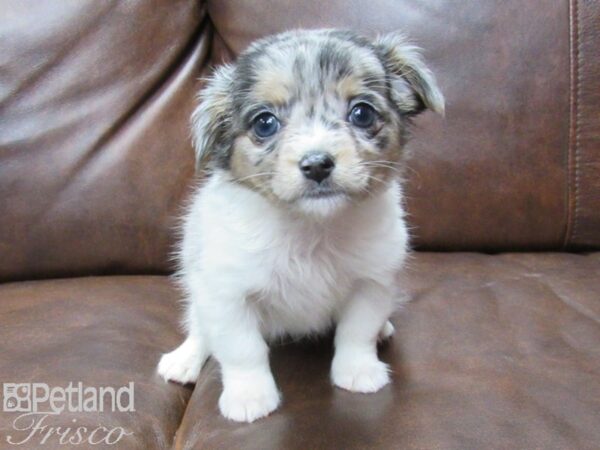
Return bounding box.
[3,384,31,412]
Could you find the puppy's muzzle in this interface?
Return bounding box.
[299,151,335,183]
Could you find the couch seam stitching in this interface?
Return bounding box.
[565,0,575,248]
[573,0,583,243]
[567,0,582,247]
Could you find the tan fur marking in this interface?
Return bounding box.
[336,75,362,99]
[230,137,257,178]
[253,68,294,106]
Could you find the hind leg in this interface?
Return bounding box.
[378,320,395,341]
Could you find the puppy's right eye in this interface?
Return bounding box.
[252,113,280,138]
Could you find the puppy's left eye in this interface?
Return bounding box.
[348,103,377,128]
[252,112,280,138]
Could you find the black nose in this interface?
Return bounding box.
[299,152,335,183]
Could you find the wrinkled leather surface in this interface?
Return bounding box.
[0,276,192,449]
[176,252,600,450]
[2,2,600,447]
[0,0,206,281]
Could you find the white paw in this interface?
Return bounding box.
[158,337,207,385]
[219,369,281,423]
[378,320,395,341]
[331,353,390,393]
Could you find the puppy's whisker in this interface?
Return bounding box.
[366,159,403,166]
[360,160,400,165]
[360,162,403,174]
[398,163,421,180]
[364,175,388,185]
[359,163,404,176]
[233,172,277,183]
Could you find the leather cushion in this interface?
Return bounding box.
[175,252,600,450]
[0,276,191,449]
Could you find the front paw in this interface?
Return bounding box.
[331,354,390,393]
[219,370,281,423]
[158,337,206,385]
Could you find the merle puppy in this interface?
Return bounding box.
[158,29,444,423]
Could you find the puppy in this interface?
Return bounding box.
[158,29,443,423]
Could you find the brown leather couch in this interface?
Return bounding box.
[1,1,599,449]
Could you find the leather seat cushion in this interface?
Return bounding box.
[0,276,191,450]
[175,252,600,450]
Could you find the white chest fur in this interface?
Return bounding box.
[179,172,408,339]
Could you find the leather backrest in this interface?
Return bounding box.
[0,0,207,281]
[1,0,598,281]
[565,0,600,249]
[207,0,600,251]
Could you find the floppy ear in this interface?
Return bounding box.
[374,32,444,116]
[190,64,236,171]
